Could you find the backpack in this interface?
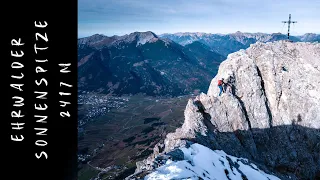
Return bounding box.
[218,80,223,86]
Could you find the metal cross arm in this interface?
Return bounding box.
[281,14,297,40]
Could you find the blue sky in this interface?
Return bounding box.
[78,0,320,38]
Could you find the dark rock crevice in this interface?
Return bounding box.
[234,95,252,131]
[231,73,252,131]
[256,66,273,128]
[277,88,282,108]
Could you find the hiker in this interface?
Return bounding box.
[218,78,224,96]
[223,78,232,94]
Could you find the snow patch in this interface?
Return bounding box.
[133,61,145,67]
[137,33,157,47]
[145,143,280,180]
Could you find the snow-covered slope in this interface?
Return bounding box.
[145,143,280,180]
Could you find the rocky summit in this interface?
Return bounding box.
[126,41,320,180]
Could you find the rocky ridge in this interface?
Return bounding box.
[126,41,320,180]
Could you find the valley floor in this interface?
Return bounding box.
[78,93,195,180]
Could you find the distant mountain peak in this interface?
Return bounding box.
[78,31,161,48]
[118,31,159,47]
[128,31,158,37]
[271,32,282,35]
[79,33,106,40]
[78,34,110,47]
[171,32,211,37]
[91,33,106,37]
[299,33,320,42]
[303,33,316,35]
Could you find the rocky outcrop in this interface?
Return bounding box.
[127,41,320,180]
[207,41,320,129]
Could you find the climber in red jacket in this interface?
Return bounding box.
[218,78,224,96]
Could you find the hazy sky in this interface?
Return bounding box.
[78,0,320,38]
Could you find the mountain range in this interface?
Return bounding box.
[78,31,225,96]
[78,31,319,97]
[160,31,320,56]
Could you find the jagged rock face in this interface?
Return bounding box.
[207,41,320,129]
[204,41,320,179]
[129,41,320,180]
